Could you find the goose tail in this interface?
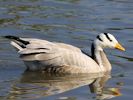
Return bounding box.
[4,35,29,51]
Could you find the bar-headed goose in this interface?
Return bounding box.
[4,33,125,73]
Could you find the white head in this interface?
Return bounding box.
[94,33,125,51]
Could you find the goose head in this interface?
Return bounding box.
[94,33,125,51]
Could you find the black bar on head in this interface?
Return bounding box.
[97,35,103,42]
[104,33,112,41]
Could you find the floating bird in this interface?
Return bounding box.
[4,33,125,73]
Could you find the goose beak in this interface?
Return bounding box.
[115,43,125,51]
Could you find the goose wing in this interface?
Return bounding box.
[20,38,98,70]
[15,38,81,61]
[18,38,62,62]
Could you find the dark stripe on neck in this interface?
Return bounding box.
[91,43,99,64]
[91,43,95,59]
[97,35,103,42]
[104,33,112,41]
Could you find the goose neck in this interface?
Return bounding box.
[91,43,105,71]
[91,43,111,71]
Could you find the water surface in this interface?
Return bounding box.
[0,0,133,100]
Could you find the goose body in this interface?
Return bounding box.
[4,33,125,73]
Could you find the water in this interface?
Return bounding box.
[0,0,133,100]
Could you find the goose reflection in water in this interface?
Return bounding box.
[7,71,121,100]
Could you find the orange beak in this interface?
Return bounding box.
[115,43,125,51]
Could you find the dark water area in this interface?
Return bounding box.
[0,0,133,100]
